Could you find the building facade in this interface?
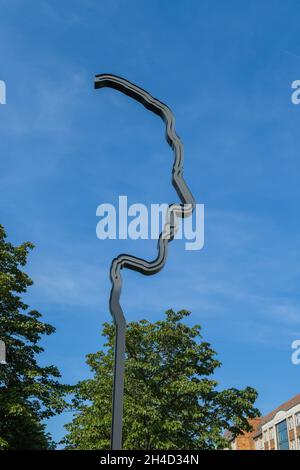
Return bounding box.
[226,393,300,450]
[225,418,261,450]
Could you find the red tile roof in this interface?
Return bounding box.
[225,393,300,442]
[261,393,300,425]
[252,424,262,439]
[224,418,261,442]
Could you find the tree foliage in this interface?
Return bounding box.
[0,225,68,449]
[64,309,259,449]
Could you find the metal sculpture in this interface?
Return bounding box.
[94,74,196,450]
[0,340,6,365]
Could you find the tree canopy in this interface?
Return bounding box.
[64,309,259,449]
[0,225,68,449]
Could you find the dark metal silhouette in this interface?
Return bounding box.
[0,340,6,365]
[94,74,195,450]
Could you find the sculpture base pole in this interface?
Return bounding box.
[111,323,126,450]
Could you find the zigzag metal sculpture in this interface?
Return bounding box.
[94,74,196,450]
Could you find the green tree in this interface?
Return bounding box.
[63,309,259,449]
[0,225,68,449]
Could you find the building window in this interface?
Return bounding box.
[290,440,296,450]
[263,431,268,442]
[296,412,300,427]
[255,438,263,450]
[260,439,264,449]
[276,420,289,450]
[269,427,274,440]
[288,417,294,431]
[298,437,300,449]
[256,439,264,450]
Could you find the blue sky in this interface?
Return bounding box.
[1,0,300,444]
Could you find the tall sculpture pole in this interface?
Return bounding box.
[0,340,6,365]
[94,74,196,450]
